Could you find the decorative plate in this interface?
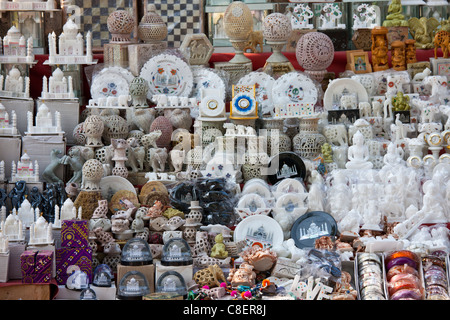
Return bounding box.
[140,53,194,101]
[241,182,273,199]
[275,193,306,211]
[290,211,338,249]
[275,178,306,195]
[272,72,318,107]
[323,78,369,110]
[109,190,140,214]
[90,66,135,99]
[237,72,275,116]
[191,67,226,101]
[233,215,284,249]
[100,176,137,202]
[266,151,307,185]
[235,193,271,219]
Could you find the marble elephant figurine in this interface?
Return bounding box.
[106,96,118,107]
[170,149,185,173]
[358,102,372,118]
[118,95,132,107]
[149,147,168,172]
[340,95,357,109]
[153,94,168,107]
[323,124,348,146]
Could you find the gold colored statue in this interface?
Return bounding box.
[382,0,408,27]
[405,39,417,64]
[371,27,389,72]
[321,143,333,163]
[210,233,229,259]
[391,40,406,71]
[434,30,450,59]
[408,17,440,49]
[244,30,264,53]
[391,91,410,112]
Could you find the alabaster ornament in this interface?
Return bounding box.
[111,138,129,178]
[223,1,253,64]
[293,118,327,160]
[81,159,104,191]
[263,12,294,74]
[84,115,104,147]
[296,32,334,82]
[382,0,408,27]
[149,116,173,148]
[102,115,128,145]
[129,77,150,108]
[345,131,373,170]
[107,9,136,43]
[138,4,167,43]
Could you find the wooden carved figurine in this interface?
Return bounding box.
[244,30,263,53]
[371,27,389,72]
[434,30,449,59]
[405,39,417,65]
[391,40,406,71]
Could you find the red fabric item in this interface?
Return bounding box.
[30,49,440,102]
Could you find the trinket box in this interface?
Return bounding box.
[20,250,53,284]
[61,219,89,248]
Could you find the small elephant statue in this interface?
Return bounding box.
[153,94,168,107]
[340,95,357,109]
[149,147,168,172]
[106,96,118,107]
[358,102,372,118]
[118,95,131,107]
[168,96,179,108]
[170,149,185,173]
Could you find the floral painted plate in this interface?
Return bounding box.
[191,67,226,101]
[140,53,193,102]
[272,72,318,107]
[237,72,275,116]
[90,66,135,99]
[233,215,284,249]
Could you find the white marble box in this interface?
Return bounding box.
[0,252,9,283]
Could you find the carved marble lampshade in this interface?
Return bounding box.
[107,9,136,43]
[295,32,334,82]
[224,1,253,64]
[263,13,294,76]
[138,4,168,43]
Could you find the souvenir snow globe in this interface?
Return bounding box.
[92,264,114,287]
[80,287,98,300]
[66,268,90,291]
[121,238,153,266]
[116,270,151,300]
[156,270,187,296]
[160,238,193,266]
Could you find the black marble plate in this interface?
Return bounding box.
[290,211,338,249]
[266,151,307,185]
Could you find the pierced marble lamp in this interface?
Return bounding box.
[295,31,334,83]
[104,9,136,67]
[262,13,294,77]
[214,1,253,84]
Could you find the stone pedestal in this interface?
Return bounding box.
[214,61,253,85]
[103,43,131,68]
[319,29,348,51]
[128,42,168,76]
[352,28,372,51]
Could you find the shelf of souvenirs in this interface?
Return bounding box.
[21,48,444,101]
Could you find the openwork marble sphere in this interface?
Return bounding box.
[107,9,135,43]
[263,13,292,42]
[224,1,253,41]
[102,115,129,144]
[82,159,104,191]
[138,4,167,43]
[84,115,104,147]
[296,32,334,71]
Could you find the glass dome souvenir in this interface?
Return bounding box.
[121,238,153,266]
[156,271,187,297]
[161,238,193,266]
[92,264,114,287]
[80,287,98,300]
[66,268,90,291]
[116,271,151,300]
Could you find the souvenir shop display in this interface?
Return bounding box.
[0,0,449,303]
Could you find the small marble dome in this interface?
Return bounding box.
[63,18,79,38]
[156,271,187,296]
[9,67,21,79]
[107,9,135,43]
[121,238,153,266]
[138,4,167,43]
[263,13,292,42]
[296,31,334,71]
[117,270,150,300]
[92,264,114,287]
[149,116,173,148]
[223,1,253,41]
[161,238,193,266]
